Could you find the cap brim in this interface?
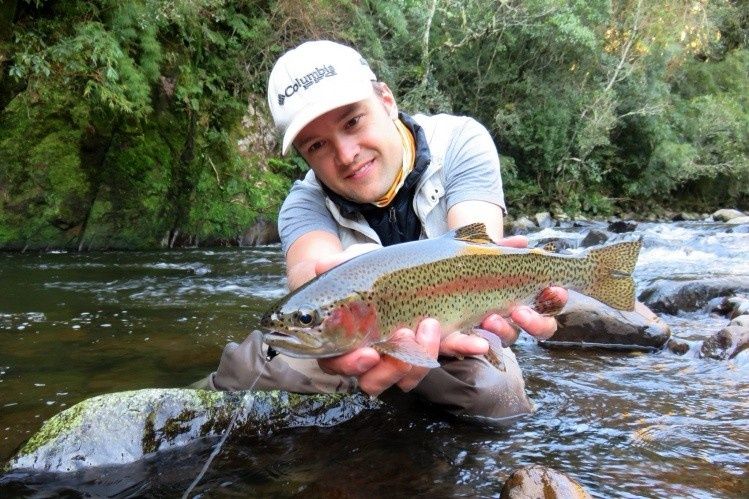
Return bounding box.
[281,82,375,155]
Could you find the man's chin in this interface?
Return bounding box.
[337,187,381,205]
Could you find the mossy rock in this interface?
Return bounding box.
[5,388,377,473]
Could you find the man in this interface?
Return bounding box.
[197,40,566,419]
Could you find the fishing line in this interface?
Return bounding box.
[181,345,279,499]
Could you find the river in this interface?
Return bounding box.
[1,221,747,497]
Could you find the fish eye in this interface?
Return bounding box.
[296,308,317,326]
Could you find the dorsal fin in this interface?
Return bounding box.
[454,223,494,244]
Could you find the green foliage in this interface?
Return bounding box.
[1,0,290,249]
[0,93,87,247]
[0,0,747,250]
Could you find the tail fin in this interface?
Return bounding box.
[586,238,642,311]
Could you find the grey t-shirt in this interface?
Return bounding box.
[278,113,505,254]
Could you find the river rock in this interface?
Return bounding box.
[239,218,280,246]
[534,211,554,229]
[730,314,749,328]
[639,277,749,314]
[726,216,749,225]
[541,292,671,350]
[4,389,377,473]
[672,212,701,221]
[666,338,692,356]
[607,220,637,233]
[712,295,749,319]
[712,208,745,222]
[508,216,537,235]
[700,325,749,360]
[580,229,609,247]
[500,465,592,499]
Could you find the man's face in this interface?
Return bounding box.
[292,87,403,204]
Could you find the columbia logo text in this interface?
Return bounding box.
[277,65,337,106]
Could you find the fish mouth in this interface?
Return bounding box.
[263,330,312,348]
[262,328,341,358]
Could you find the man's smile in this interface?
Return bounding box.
[344,159,375,180]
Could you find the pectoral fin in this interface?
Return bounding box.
[374,338,440,368]
[469,328,507,372]
[533,287,566,316]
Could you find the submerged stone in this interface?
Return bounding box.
[639,277,749,315]
[580,229,609,247]
[700,325,749,360]
[607,220,637,233]
[666,338,693,356]
[500,464,592,499]
[542,292,670,350]
[712,295,749,319]
[4,388,377,473]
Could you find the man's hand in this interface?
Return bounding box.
[478,235,567,345]
[315,235,567,397]
[319,319,441,396]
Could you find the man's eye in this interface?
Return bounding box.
[307,141,323,154]
[345,114,363,129]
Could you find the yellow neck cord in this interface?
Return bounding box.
[372,119,416,207]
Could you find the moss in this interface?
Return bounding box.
[141,411,158,455]
[195,389,233,436]
[286,391,345,409]
[15,402,86,458]
[193,389,225,409]
[161,410,197,441]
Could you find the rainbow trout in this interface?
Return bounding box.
[261,223,642,368]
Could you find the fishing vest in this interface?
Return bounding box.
[300,113,469,249]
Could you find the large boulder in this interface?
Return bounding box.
[500,465,592,499]
[712,208,745,222]
[726,216,749,225]
[639,277,749,314]
[5,389,376,473]
[542,292,671,350]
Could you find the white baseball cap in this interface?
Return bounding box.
[267,40,377,155]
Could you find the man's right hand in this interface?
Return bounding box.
[318,318,442,396]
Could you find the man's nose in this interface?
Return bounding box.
[333,136,360,167]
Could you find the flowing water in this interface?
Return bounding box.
[1,222,747,497]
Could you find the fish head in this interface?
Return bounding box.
[261,293,379,359]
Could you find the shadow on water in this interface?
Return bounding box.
[1,223,748,497]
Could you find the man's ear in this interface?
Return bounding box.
[376,82,399,119]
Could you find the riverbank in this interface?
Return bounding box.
[2,207,746,253]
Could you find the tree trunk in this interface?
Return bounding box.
[76,122,118,251]
[163,111,198,243]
